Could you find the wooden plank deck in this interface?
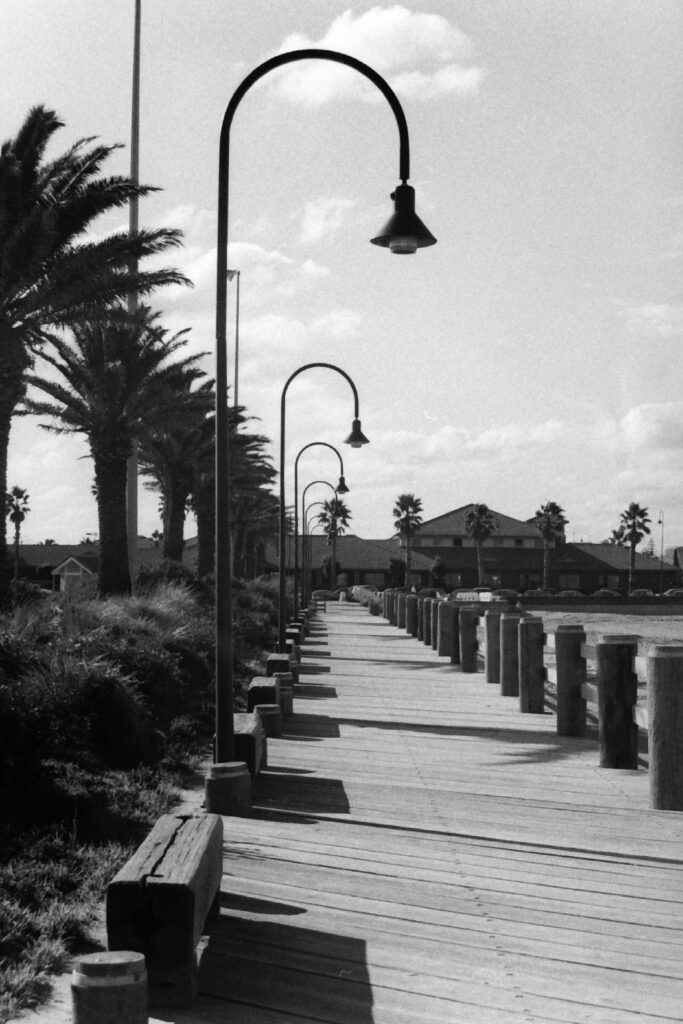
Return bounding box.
[173,602,683,1023]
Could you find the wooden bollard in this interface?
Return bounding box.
[430,600,439,650]
[423,599,432,646]
[386,590,396,624]
[436,601,450,657]
[484,610,502,686]
[554,624,586,736]
[459,608,479,672]
[500,612,524,696]
[396,593,407,629]
[449,603,461,665]
[416,597,425,641]
[519,617,545,713]
[72,951,147,1024]
[596,634,639,769]
[647,645,683,810]
[406,594,419,636]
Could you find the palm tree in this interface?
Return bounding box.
[465,503,495,587]
[23,306,199,595]
[392,493,423,588]
[620,502,651,593]
[138,370,214,562]
[534,501,568,591]
[6,486,29,580]
[0,105,189,601]
[317,497,351,589]
[606,527,627,545]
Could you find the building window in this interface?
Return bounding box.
[515,539,524,548]
[453,538,462,547]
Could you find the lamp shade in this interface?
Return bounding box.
[336,475,350,494]
[370,184,436,253]
[344,419,370,448]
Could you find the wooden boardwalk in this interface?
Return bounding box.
[180,602,683,1023]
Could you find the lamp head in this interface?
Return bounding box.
[344,418,370,448]
[336,474,350,494]
[370,183,437,254]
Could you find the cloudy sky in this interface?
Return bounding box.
[3,0,682,547]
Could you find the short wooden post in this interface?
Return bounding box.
[449,603,461,665]
[459,608,479,672]
[72,951,147,1024]
[423,598,432,646]
[596,634,639,769]
[484,610,501,686]
[416,597,425,641]
[648,645,683,810]
[500,612,523,696]
[519,617,545,713]
[406,594,419,636]
[386,590,396,624]
[430,600,439,650]
[436,601,450,656]
[554,624,586,737]
[396,592,407,629]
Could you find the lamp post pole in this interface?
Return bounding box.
[279,363,368,651]
[226,269,240,409]
[658,511,664,594]
[305,507,329,598]
[214,47,436,764]
[294,442,348,615]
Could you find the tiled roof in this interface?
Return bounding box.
[568,542,664,572]
[299,534,435,572]
[419,504,541,539]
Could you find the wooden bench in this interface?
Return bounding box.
[106,813,223,1007]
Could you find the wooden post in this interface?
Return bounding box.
[430,599,439,650]
[484,610,502,686]
[386,590,396,624]
[396,592,407,629]
[519,617,545,713]
[417,597,424,641]
[596,634,639,769]
[647,644,683,810]
[459,608,479,673]
[406,594,419,636]
[436,601,448,656]
[500,612,523,696]
[554,624,586,737]
[423,598,432,646]
[449,603,461,665]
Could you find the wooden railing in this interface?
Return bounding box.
[380,590,683,811]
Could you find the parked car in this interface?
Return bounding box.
[491,589,519,602]
[558,590,583,598]
[629,589,654,598]
[417,588,446,599]
[662,588,683,598]
[593,588,621,599]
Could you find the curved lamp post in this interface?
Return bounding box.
[214,48,436,764]
[279,362,368,651]
[301,483,338,608]
[294,442,349,615]
[303,500,330,605]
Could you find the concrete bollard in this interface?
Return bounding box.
[484,610,502,686]
[423,599,432,646]
[247,677,280,712]
[430,600,439,650]
[459,607,479,672]
[596,635,639,769]
[72,951,147,1024]
[554,624,587,737]
[205,762,251,816]
[519,617,545,713]
[449,603,461,665]
[406,594,419,637]
[397,593,407,629]
[647,645,683,810]
[416,597,425,641]
[500,612,524,696]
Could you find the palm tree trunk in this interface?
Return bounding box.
[629,542,636,593]
[476,541,484,586]
[543,541,549,591]
[405,537,412,588]
[13,523,20,581]
[162,480,188,561]
[94,450,132,595]
[0,333,30,603]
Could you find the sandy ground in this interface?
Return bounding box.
[534,609,683,648]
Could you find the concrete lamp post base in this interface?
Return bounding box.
[205,761,251,816]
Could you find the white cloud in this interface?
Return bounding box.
[627,303,683,339]
[297,197,355,245]
[311,309,361,339]
[618,402,683,451]
[271,6,483,107]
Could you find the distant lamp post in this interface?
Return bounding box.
[658,511,665,593]
[304,504,329,600]
[226,269,240,408]
[279,362,368,651]
[294,442,349,614]
[213,47,436,778]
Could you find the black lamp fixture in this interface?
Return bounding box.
[345,419,370,448]
[371,184,437,254]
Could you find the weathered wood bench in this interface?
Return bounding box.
[106,812,223,1007]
